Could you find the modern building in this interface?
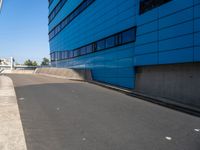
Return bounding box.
[0,57,15,70]
[49,0,200,111]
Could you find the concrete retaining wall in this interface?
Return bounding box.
[35,68,92,81]
[134,62,200,111]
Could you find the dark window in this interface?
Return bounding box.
[74,49,80,57]
[86,44,93,54]
[80,47,86,55]
[115,34,122,45]
[55,52,58,60]
[140,0,172,14]
[53,53,54,61]
[49,0,54,6]
[87,0,94,5]
[49,0,95,40]
[65,51,68,59]
[69,51,73,58]
[50,53,52,61]
[61,51,65,60]
[122,28,136,44]
[54,52,57,60]
[53,53,56,61]
[106,36,115,48]
[158,0,172,6]
[51,26,136,61]
[49,0,68,23]
[78,1,87,13]
[59,52,62,60]
[96,40,105,51]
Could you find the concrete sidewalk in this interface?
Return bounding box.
[0,75,27,150]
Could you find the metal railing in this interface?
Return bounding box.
[0,65,38,70]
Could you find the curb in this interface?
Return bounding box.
[88,80,200,117]
[0,75,27,150]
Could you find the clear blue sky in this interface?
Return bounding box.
[0,0,49,63]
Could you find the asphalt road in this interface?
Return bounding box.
[8,74,200,150]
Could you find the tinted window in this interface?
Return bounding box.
[80,47,86,55]
[61,51,65,60]
[86,44,93,53]
[158,0,171,6]
[53,53,56,61]
[49,0,95,40]
[64,51,68,59]
[55,52,58,60]
[58,52,61,60]
[140,0,172,14]
[51,27,136,61]
[96,40,105,51]
[74,49,80,57]
[69,51,73,58]
[49,0,54,6]
[122,28,136,44]
[106,36,115,48]
[49,0,68,23]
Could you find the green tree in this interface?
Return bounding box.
[24,59,38,66]
[24,59,33,66]
[32,61,38,66]
[41,57,50,66]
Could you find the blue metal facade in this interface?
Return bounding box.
[49,0,200,89]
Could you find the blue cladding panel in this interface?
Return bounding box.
[136,31,158,45]
[49,0,200,89]
[134,53,158,66]
[194,0,200,5]
[159,21,193,40]
[159,34,193,52]
[49,0,60,13]
[159,49,194,64]
[137,21,158,36]
[49,0,82,31]
[135,42,157,55]
[159,7,193,29]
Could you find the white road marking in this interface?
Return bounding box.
[56,107,60,111]
[82,138,86,141]
[19,97,25,101]
[194,129,200,132]
[165,137,172,141]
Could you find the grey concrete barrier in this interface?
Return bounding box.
[35,67,92,81]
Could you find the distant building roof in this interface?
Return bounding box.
[0,58,11,65]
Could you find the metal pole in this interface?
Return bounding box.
[10,57,13,70]
[0,0,3,12]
